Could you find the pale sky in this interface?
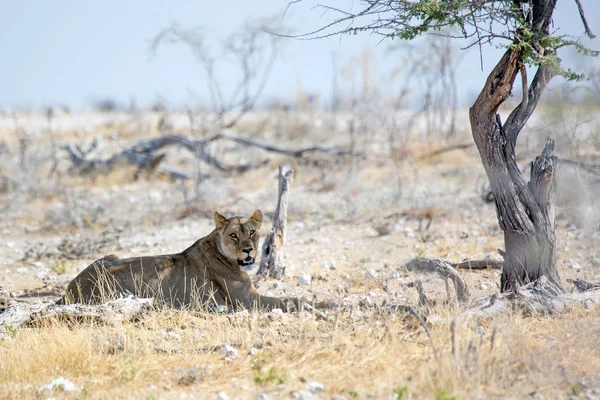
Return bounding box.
[0,1,598,110]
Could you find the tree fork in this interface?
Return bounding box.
[470,45,562,292]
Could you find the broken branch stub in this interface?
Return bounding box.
[257,165,293,279]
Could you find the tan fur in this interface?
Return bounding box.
[58,210,323,311]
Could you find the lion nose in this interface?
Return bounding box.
[242,247,253,254]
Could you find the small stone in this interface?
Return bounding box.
[217,392,229,400]
[307,381,324,393]
[38,377,79,393]
[221,344,237,358]
[271,308,284,316]
[215,305,229,313]
[476,236,487,244]
[249,347,260,355]
[298,274,312,286]
[568,260,582,269]
[269,281,280,289]
[256,393,270,400]
[367,269,378,278]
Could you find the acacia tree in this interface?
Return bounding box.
[292,0,597,293]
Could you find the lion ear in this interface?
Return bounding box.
[250,210,263,229]
[214,212,228,230]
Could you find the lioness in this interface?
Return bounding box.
[59,210,323,311]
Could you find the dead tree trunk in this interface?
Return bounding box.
[257,165,293,279]
[469,0,562,293]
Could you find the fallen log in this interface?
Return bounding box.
[62,135,226,179]
[0,296,154,340]
[62,133,347,179]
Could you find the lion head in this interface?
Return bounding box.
[214,210,262,269]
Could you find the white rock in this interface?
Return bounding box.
[367,269,378,278]
[293,390,315,399]
[215,305,229,313]
[476,236,487,244]
[307,381,324,393]
[271,308,284,316]
[221,344,237,358]
[568,260,582,269]
[249,347,260,356]
[256,393,270,400]
[217,392,229,400]
[298,274,312,286]
[38,377,79,393]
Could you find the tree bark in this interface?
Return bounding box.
[469,0,562,293]
[257,165,293,279]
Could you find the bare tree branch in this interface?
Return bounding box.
[573,0,596,39]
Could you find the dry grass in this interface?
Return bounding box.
[1,305,599,399]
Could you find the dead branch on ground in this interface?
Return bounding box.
[459,276,600,321]
[62,133,345,180]
[0,296,154,340]
[453,259,502,270]
[401,258,470,304]
[567,278,600,292]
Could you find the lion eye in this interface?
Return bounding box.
[229,233,238,240]
[249,230,255,236]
